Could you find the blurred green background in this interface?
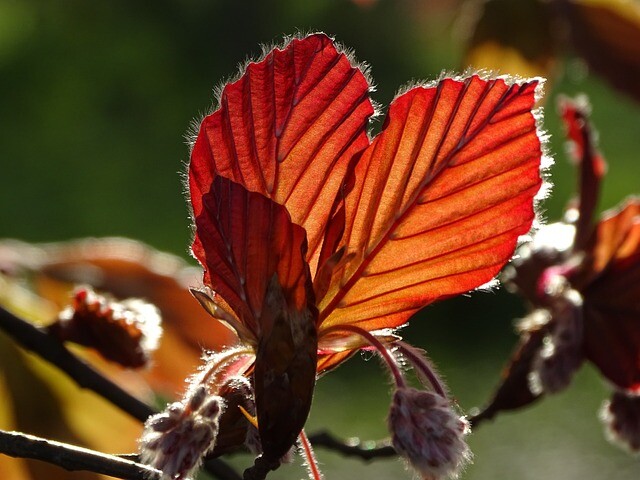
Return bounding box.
[1,0,639,479]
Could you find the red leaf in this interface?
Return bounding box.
[581,199,640,391]
[318,75,543,332]
[189,33,374,273]
[583,199,640,280]
[558,96,606,249]
[191,176,314,340]
[191,176,318,458]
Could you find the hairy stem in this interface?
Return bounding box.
[299,429,323,480]
[321,324,405,388]
[395,341,447,397]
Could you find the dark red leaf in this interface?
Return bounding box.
[191,176,318,458]
[581,199,640,391]
[191,176,314,340]
[189,33,374,274]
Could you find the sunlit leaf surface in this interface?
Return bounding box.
[581,199,640,391]
[318,76,543,332]
[190,34,375,273]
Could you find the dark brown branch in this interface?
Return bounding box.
[0,430,160,480]
[307,431,397,461]
[0,305,154,422]
[0,306,241,480]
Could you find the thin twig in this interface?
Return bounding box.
[307,431,396,461]
[0,306,154,421]
[0,430,160,480]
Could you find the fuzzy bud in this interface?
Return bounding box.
[529,287,584,395]
[388,387,471,479]
[139,390,225,480]
[600,391,640,454]
[49,286,162,368]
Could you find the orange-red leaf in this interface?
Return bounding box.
[189,33,374,273]
[318,75,543,332]
[191,175,313,340]
[583,199,640,281]
[581,199,640,391]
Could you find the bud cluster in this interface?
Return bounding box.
[49,286,162,368]
[388,387,471,480]
[527,273,584,395]
[139,386,224,480]
[600,391,640,454]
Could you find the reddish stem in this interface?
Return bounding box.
[320,324,406,388]
[299,429,323,480]
[396,341,447,398]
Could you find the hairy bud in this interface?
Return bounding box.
[139,388,224,480]
[49,286,162,368]
[388,387,471,479]
[600,391,640,454]
[529,287,584,395]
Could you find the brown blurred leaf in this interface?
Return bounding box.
[0,332,141,479]
[1,237,237,395]
[563,0,640,102]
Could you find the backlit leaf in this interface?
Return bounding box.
[189,33,375,273]
[580,199,640,391]
[318,75,543,332]
[191,175,318,460]
[191,176,314,340]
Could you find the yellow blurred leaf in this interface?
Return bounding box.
[463,0,558,79]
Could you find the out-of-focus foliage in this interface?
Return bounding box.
[464,0,640,102]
